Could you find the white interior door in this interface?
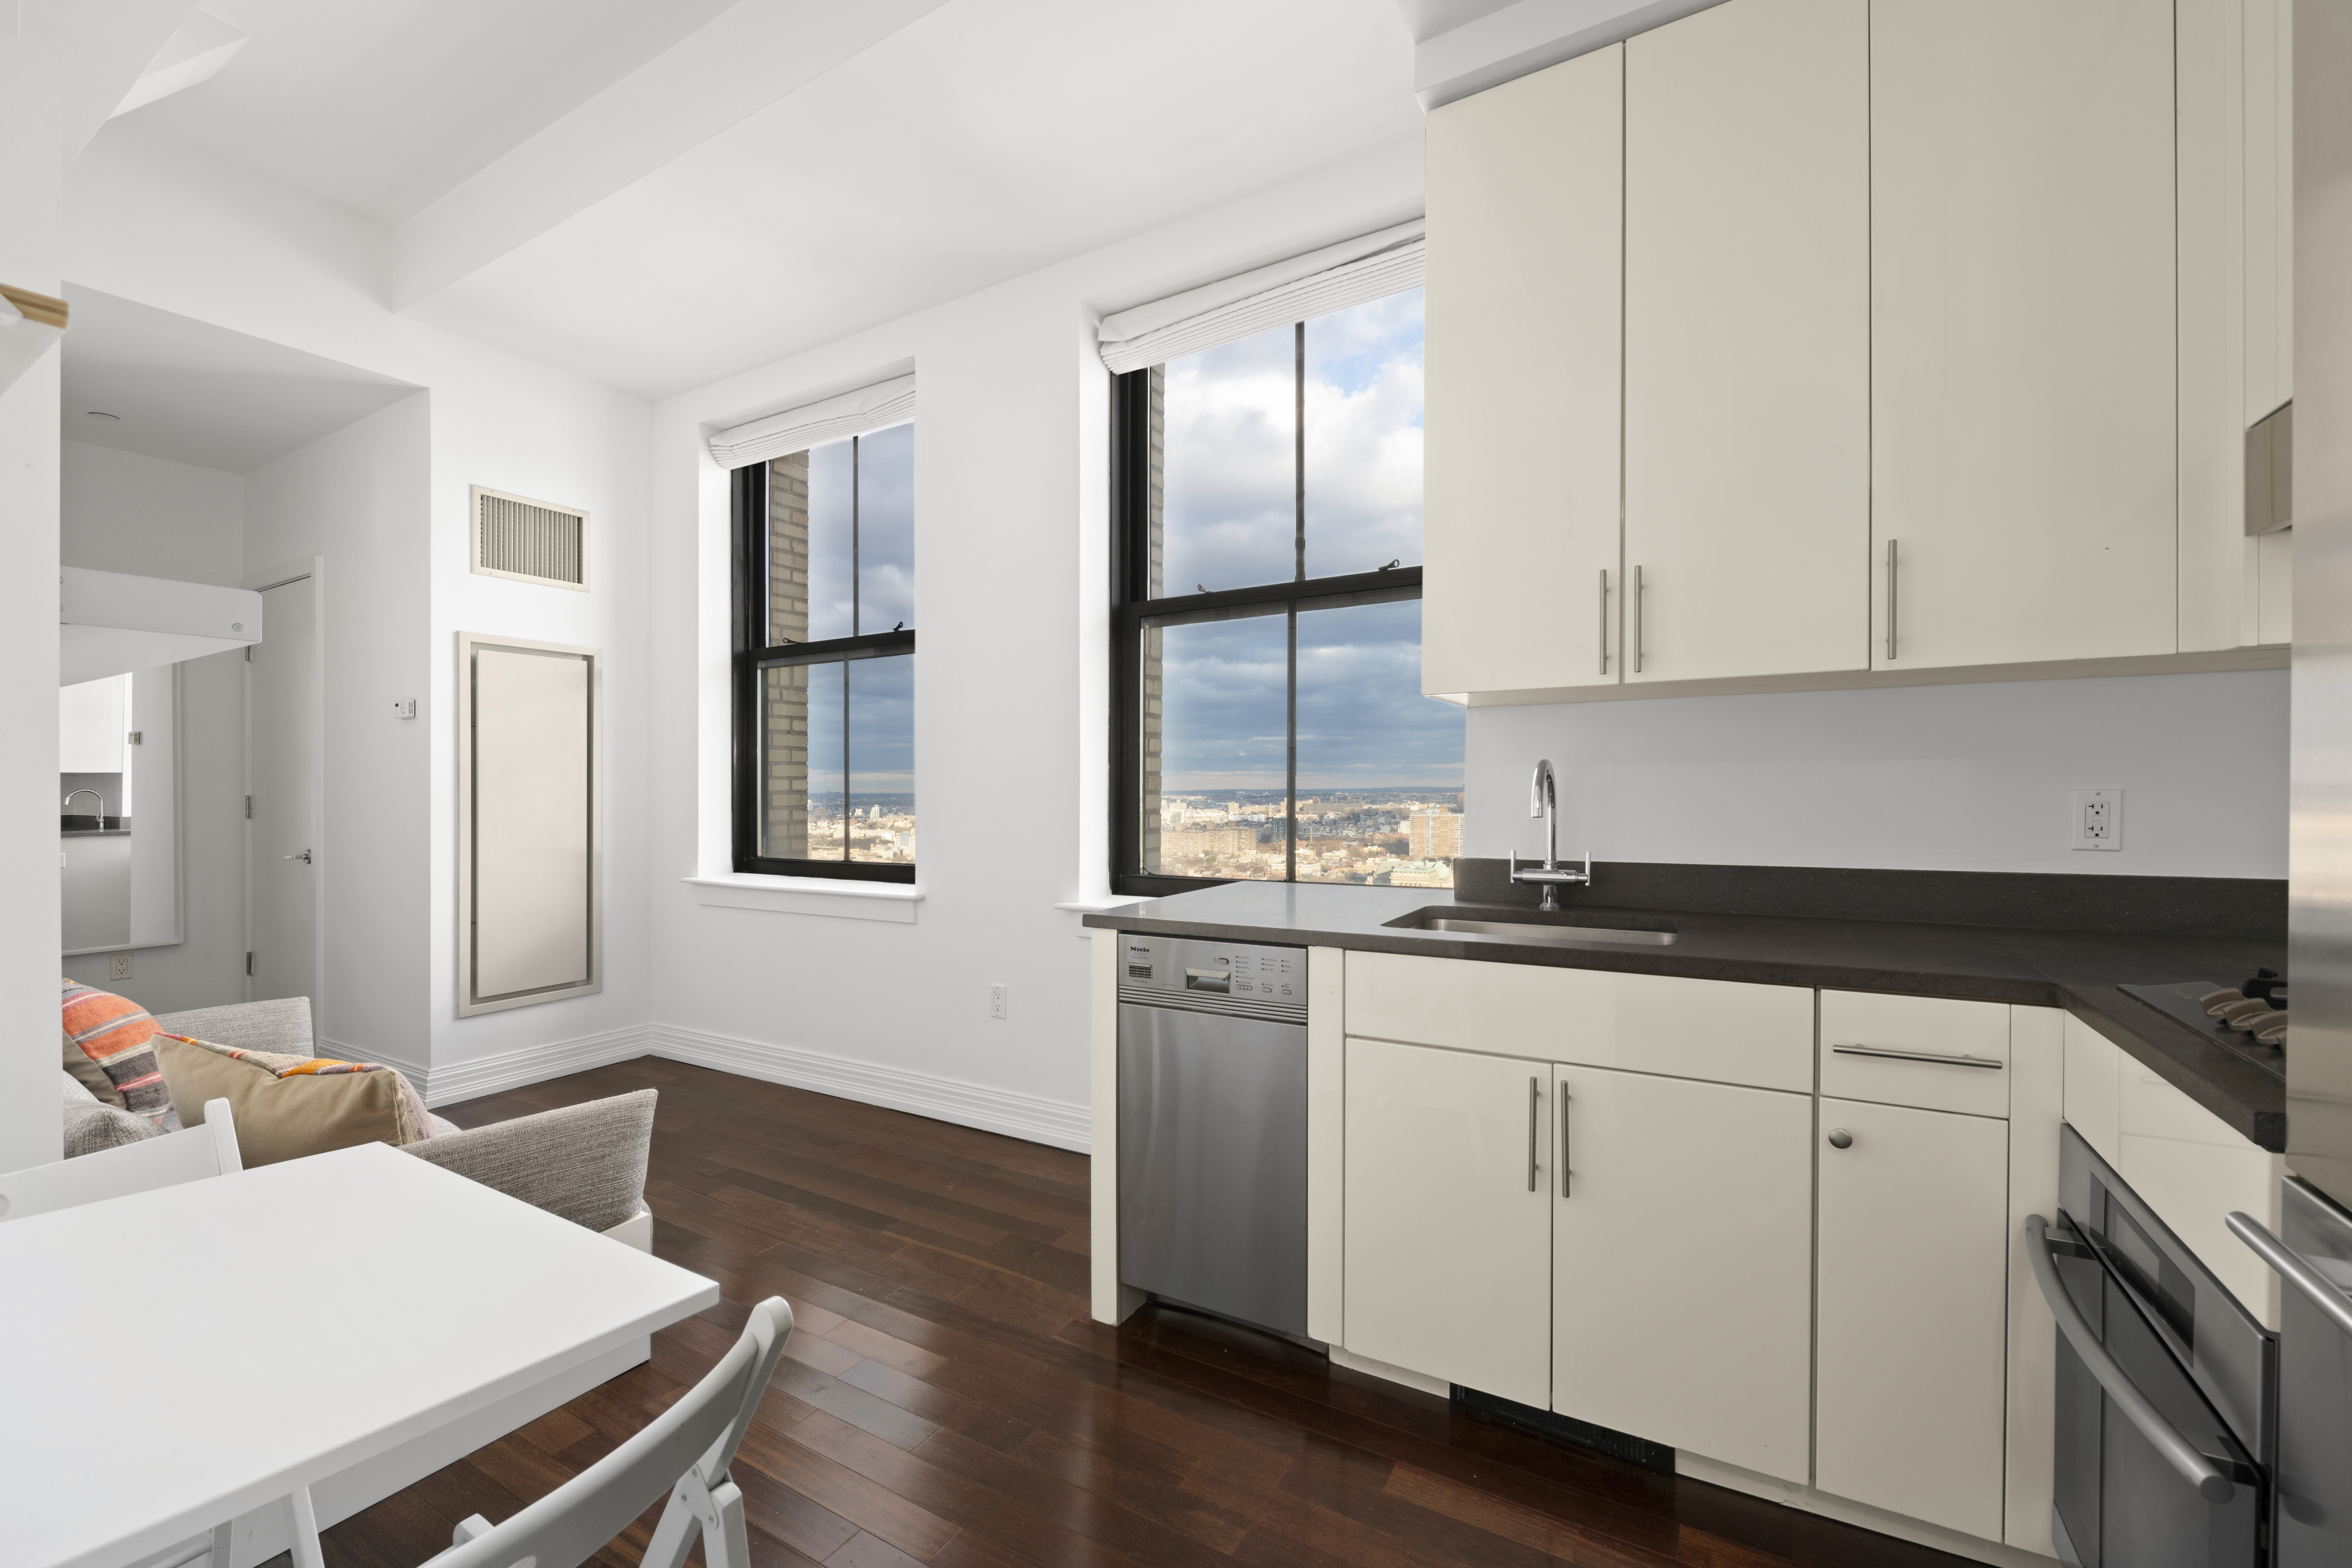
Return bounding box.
[247,576,318,1008]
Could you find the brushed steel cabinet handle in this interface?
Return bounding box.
[1598,568,1610,676]
[2026,1216,2235,1502]
[1561,1092,1572,1197]
[1527,1076,1540,1193]
[1826,1128,1853,1149]
[1833,1043,2003,1070]
[1885,538,1898,661]
[2229,1212,2352,1338]
[1633,564,1645,674]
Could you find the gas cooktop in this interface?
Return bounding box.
[2118,969,2286,1081]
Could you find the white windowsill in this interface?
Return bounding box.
[685,874,923,923]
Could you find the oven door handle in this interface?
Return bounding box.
[2228,1211,2352,1338]
[2024,1215,2235,1504]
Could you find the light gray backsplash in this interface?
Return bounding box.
[1466,669,2286,879]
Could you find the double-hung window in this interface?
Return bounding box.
[1110,270,1464,896]
[730,420,916,882]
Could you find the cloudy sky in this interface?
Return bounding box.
[1153,289,1458,794]
[806,420,915,640]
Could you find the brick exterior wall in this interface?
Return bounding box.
[762,453,812,858]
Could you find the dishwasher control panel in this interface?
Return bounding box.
[1118,935,1307,1020]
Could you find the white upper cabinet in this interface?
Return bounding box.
[1623,0,1869,683]
[1423,45,1623,697]
[1869,0,2178,671]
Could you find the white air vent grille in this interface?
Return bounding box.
[471,486,588,591]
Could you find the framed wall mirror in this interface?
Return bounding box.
[61,665,182,956]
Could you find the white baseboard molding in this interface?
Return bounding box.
[650,1023,1091,1152]
[1675,1451,2060,1568]
[334,1026,654,1108]
[335,1021,1089,1152]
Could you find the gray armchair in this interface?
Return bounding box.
[144,997,655,1245]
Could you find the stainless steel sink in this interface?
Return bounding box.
[1389,909,1679,947]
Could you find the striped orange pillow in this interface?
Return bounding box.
[60,980,171,1123]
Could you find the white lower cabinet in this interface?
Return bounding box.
[1553,1065,1813,1481]
[1816,1096,2009,1539]
[1343,1037,1551,1406]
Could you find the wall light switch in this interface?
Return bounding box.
[109,952,131,980]
[392,698,417,719]
[989,983,1009,1021]
[2071,788,2122,852]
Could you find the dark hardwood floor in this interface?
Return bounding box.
[321,1059,1969,1568]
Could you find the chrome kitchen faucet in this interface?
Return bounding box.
[1509,759,1591,911]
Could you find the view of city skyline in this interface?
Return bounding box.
[1148,787,1462,887]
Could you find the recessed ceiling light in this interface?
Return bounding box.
[85,411,120,421]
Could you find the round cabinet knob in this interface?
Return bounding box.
[1826,1129,1854,1150]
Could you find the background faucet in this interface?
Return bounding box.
[1509,758,1591,911]
[62,788,104,820]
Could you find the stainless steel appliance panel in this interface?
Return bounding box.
[2289,0,2352,1210]
[2045,1127,2274,1568]
[2273,1177,2352,1566]
[1117,994,1307,1337]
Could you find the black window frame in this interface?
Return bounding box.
[730,452,918,884]
[1108,331,1424,900]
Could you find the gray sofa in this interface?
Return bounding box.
[69,996,656,1246]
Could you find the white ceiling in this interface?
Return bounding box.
[85,0,1424,401]
[404,0,1423,398]
[62,288,420,473]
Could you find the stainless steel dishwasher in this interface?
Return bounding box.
[1117,933,1308,1337]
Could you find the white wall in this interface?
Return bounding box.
[648,140,1424,1148]
[58,440,250,1013]
[67,126,653,1095]
[0,31,66,1172]
[1467,669,2290,879]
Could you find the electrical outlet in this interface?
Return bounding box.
[989,983,1009,1021]
[2071,787,2122,852]
[109,952,131,980]
[392,698,417,720]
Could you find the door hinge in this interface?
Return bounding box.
[244,795,253,819]
[245,952,254,976]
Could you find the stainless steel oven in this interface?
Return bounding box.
[2031,1125,2276,1568]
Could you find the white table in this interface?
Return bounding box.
[1,1141,720,1568]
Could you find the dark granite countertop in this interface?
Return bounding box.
[1085,860,2289,1151]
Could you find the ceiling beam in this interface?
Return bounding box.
[1410,0,1729,109]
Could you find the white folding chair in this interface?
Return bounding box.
[424,1296,795,1568]
[0,1096,242,1222]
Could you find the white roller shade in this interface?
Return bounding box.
[1096,219,1425,375]
[707,374,917,469]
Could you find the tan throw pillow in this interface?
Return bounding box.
[61,1028,120,1105]
[154,1035,417,1167]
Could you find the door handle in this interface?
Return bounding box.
[1832,1043,2002,1070]
[2228,1211,2352,1337]
[1597,569,1609,676]
[1527,1076,1539,1193]
[1633,564,1645,674]
[2024,1215,2234,1503]
[1560,1091,1571,1198]
[283,849,312,864]
[1884,538,1898,661]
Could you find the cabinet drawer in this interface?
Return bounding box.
[1819,992,2009,1117]
[1346,951,1811,1091]
[2120,1064,2249,1148]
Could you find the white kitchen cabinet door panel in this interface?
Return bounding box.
[1344,952,1809,1091]
[2061,1012,2125,1168]
[1344,1038,1551,1405]
[1817,1097,2009,1540]
[1623,0,1868,683]
[1344,951,1604,1056]
[1870,0,2177,670]
[1819,990,2011,1117]
[1553,1066,1812,1481]
[1424,44,1624,696]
